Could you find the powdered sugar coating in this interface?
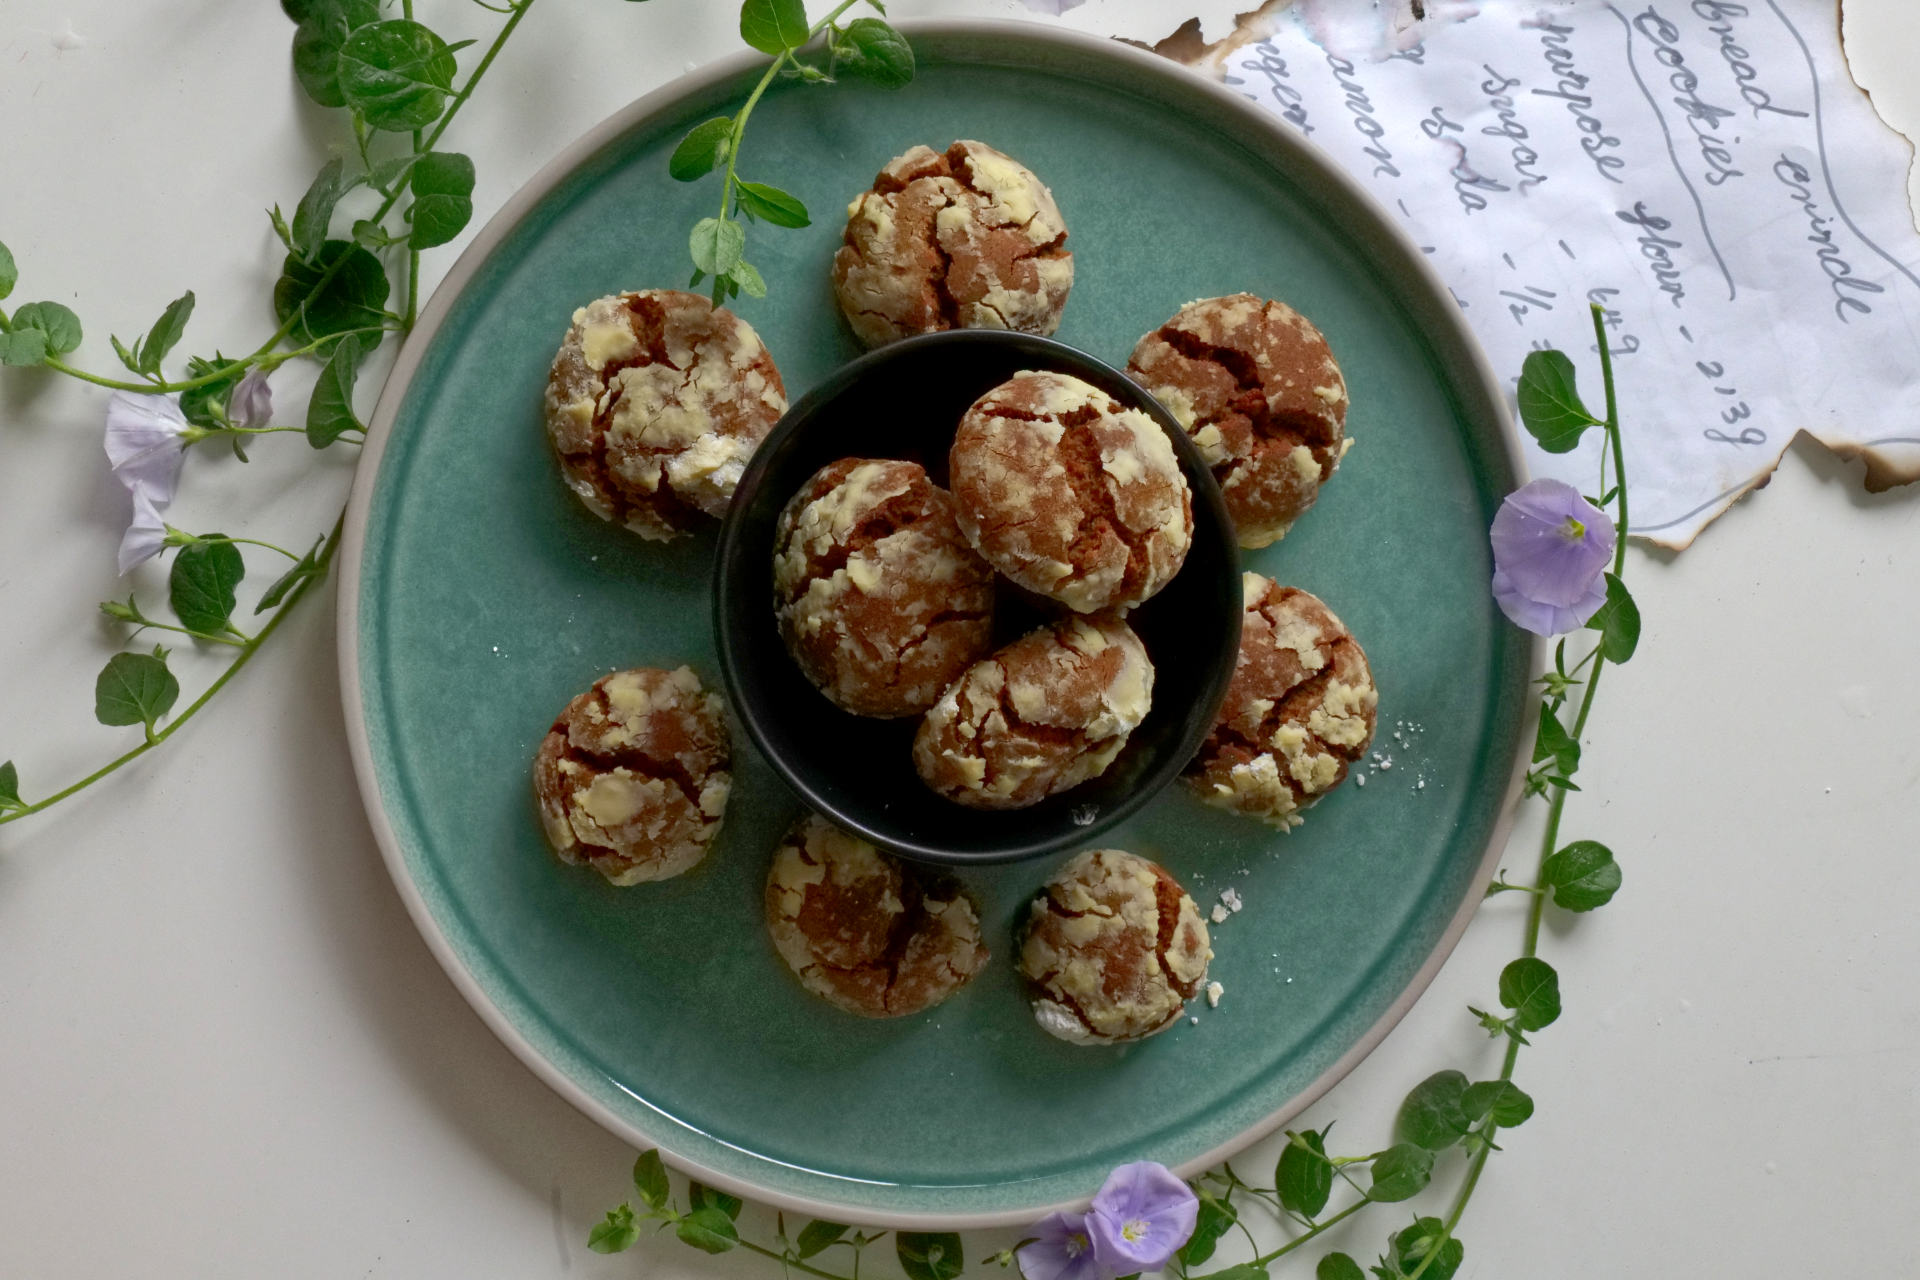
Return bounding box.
[949,371,1192,614]
[765,813,989,1018]
[544,290,787,540]
[832,141,1073,348]
[912,615,1154,810]
[1186,574,1378,828]
[1127,294,1348,549]
[773,459,996,718]
[531,667,732,884]
[1018,849,1211,1044]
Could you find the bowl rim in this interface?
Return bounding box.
[336,17,1541,1230]
[712,328,1242,866]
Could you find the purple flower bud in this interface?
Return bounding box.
[228,368,273,430]
[117,488,170,575]
[103,390,189,503]
[1016,1212,1102,1280]
[1084,1163,1198,1277]
[1488,478,1616,636]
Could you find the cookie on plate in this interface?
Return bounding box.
[532,666,732,884]
[1126,294,1348,548]
[773,458,996,718]
[913,614,1153,810]
[948,371,1192,614]
[765,813,989,1018]
[1186,574,1377,828]
[544,289,786,541]
[1018,848,1211,1045]
[832,140,1073,348]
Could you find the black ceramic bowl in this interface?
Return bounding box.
[714,330,1241,866]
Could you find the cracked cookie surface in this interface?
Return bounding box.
[532,666,732,884]
[765,813,989,1018]
[1127,293,1348,549]
[1018,849,1211,1045]
[912,614,1153,810]
[544,290,787,541]
[773,458,996,718]
[1186,574,1377,829]
[832,140,1073,348]
[949,371,1192,614]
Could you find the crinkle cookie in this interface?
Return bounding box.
[832,140,1073,348]
[1127,294,1349,548]
[544,290,787,541]
[1018,849,1212,1045]
[532,667,732,884]
[773,458,997,718]
[912,615,1153,810]
[764,813,989,1018]
[949,371,1192,614]
[1186,574,1377,829]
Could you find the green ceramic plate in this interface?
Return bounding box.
[340,22,1534,1228]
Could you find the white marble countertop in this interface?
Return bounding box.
[2,1,1917,1275]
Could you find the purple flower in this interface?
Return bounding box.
[1016,1212,1102,1280]
[104,390,190,503]
[1085,1163,1198,1277]
[228,368,273,430]
[118,488,170,575]
[1021,0,1087,14]
[1489,478,1615,636]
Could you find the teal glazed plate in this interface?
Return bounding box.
[339,22,1535,1228]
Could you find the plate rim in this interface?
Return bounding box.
[337,17,1541,1230]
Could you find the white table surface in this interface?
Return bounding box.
[3,1,1917,1276]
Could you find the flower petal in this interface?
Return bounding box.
[104,390,189,502]
[1015,1212,1101,1280]
[118,489,171,575]
[1086,1163,1199,1274]
[1492,567,1607,637]
[1489,478,1614,609]
[229,369,273,430]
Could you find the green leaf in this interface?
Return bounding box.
[368,154,423,196]
[94,649,180,729]
[1396,1069,1470,1151]
[1365,1143,1433,1203]
[255,537,327,614]
[273,240,390,343]
[0,328,49,367]
[138,291,196,375]
[0,760,21,810]
[688,1182,742,1220]
[675,1206,739,1254]
[1585,572,1639,662]
[839,17,915,87]
[1179,1187,1236,1267]
[689,217,746,276]
[1385,1218,1462,1280]
[178,354,244,428]
[291,0,382,108]
[338,20,458,132]
[739,0,810,54]
[1515,348,1600,453]
[406,151,475,250]
[1318,1254,1365,1280]
[734,180,810,228]
[795,1220,851,1260]
[587,1204,639,1254]
[897,1232,965,1280]
[292,158,353,261]
[0,239,16,300]
[632,1149,670,1210]
[669,117,734,181]
[169,538,246,635]
[1276,1128,1333,1218]
[1542,840,1622,912]
[1498,956,1562,1031]
[727,259,767,299]
[1531,705,1579,777]
[307,334,365,448]
[1461,1079,1535,1129]
[12,301,83,355]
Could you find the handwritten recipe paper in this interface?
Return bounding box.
[1221,0,1920,547]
